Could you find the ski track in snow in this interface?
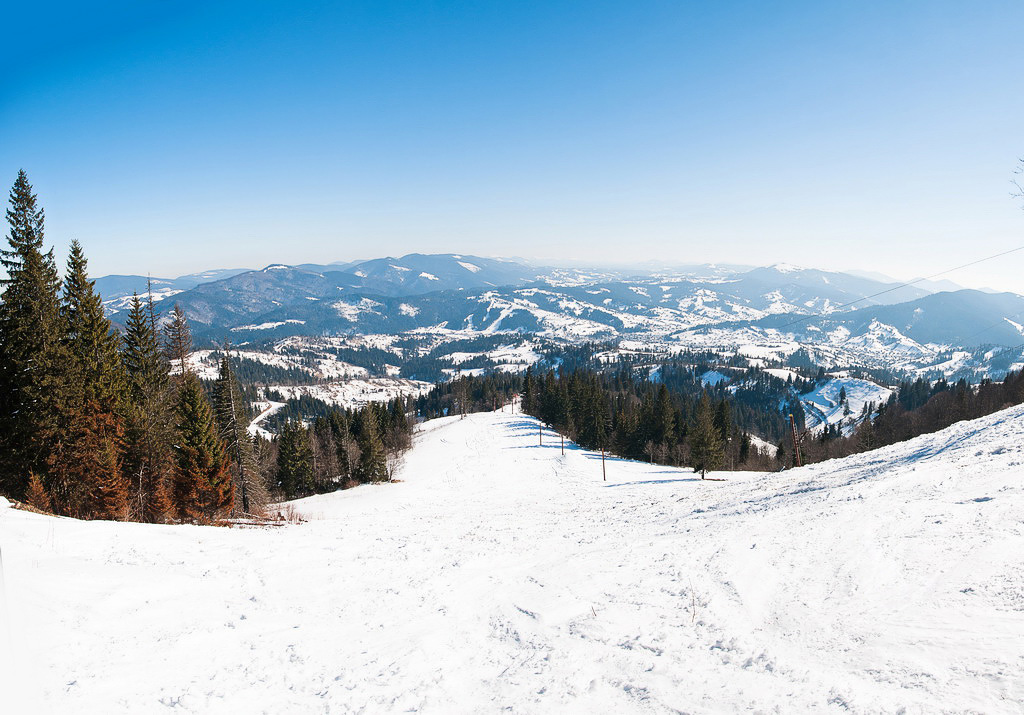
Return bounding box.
[2,405,1024,713]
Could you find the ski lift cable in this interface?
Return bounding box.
[770,243,1024,334]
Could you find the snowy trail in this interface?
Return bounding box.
[2,405,1023,713]
[247,399,286,439]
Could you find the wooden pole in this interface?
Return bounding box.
[601,446,606,481]
[539,423,542,446]
[789,413,802,468]
[561,433,564,455]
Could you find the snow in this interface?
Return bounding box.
[231,319,305,332]
[800,377,893,434]
[4,405,1024,712]
[700,369,729,386]
[398,303,420,317]
[457,261,481,273]
[763,368,799,382]
[270,378,432,410]
[419,272,439,280]
[248,399,286,439]
[186,349,369,382]
[747,433,778,456]
[102,287,183,315]
[332,297,383,322]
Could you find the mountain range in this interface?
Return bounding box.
[94,254,1024,376]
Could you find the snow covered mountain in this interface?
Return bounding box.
[99,254,542,318]
[93,256,1024,379]
[95,268,252,314]
[4,402,1023,712]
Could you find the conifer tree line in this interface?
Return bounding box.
[411,359,1024,477]
[273,399,411,499]
[794,372,1024,466]
[0,171,415,520]
[519,368,771,475]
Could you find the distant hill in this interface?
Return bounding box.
[756,289,1024,348]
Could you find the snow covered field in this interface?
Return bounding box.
[2,404,1023,713]
[800,377,894,434]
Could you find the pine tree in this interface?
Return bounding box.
[163,304,192,378]
[120,292,173,522]
[713,399,731,442]
[43,241,134,518]
[355,407,388,483]
[276,420,313,498]
[689,392,724,479]
[214,352,267,516]
[522,367,535,414]
[0,171,65,499]
[47,401,129,519]
[24,472,52,512]
[652,384,675,445]
[173,374,233,522]
[61,239,125,406]
[122,292,171,400]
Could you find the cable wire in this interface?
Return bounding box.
[769,243,1024,333]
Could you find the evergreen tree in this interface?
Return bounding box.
[713,399,731,443]
[522,367,535,414]
[24,472,52,512]
[276,420,313,498]
[122,293,168,401]
[61,239,125,406]
[355,407,388,483]
[173,374,233,522]
[0,171,65,499]
[214,353,267,515]
[163,304,192,378]
[42,241,134,519]
[738,433,752,464]
[688,392,724,479]
[47,401,129,519]
[120,292,173,522]
[651,384,675,445]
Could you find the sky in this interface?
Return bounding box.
[2,1,1023,291]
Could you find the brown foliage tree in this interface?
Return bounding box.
[24,472,52,512]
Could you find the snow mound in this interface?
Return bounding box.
[2,404,1023,712]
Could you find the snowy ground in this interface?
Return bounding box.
[268,378,432,410]
[247,399,287,439]
[2,404,1023,713]
[801,377,894,434]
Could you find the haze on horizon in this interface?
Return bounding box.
[2,1,1023,292]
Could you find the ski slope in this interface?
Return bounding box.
[2,404,1023,713]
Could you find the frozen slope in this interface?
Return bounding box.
[2,405,1023,713]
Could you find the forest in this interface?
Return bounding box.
[0,171,414,522]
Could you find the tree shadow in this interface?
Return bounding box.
[603,477,703,487]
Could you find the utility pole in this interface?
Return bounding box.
[601,446,607,481]
[789,413,802,468]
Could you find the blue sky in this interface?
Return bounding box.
[2,1,1023,290]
